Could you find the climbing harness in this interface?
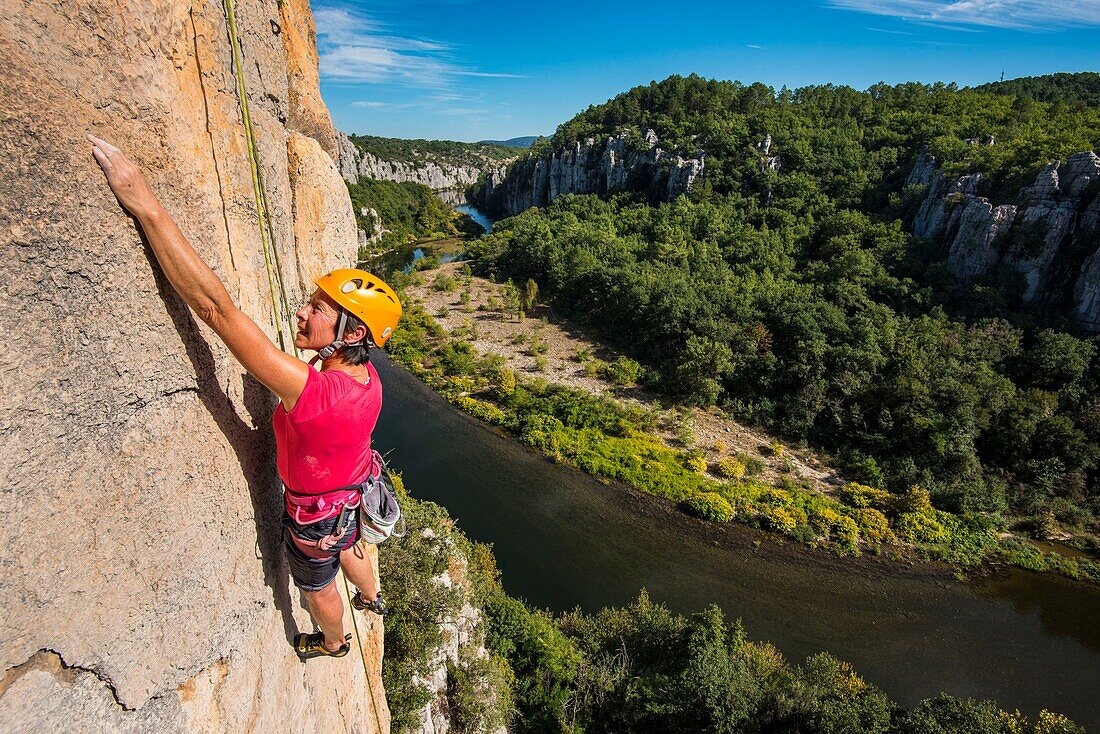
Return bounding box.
[222,0,297,356]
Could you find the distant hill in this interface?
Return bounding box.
[972,71,1100,108]
[349,134,519,165]
[478,136,541,148]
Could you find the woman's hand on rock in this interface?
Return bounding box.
[87,134,162,221]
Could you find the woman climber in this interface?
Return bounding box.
[88,134,401,660]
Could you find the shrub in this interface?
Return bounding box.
[434,306,449,319]
[520,413,564,452]
[895,511,950,544]
[738,453,766,476]
[712,440,726,454]
[853,508,893,543]
[839,482,895,511]
[533,355,549,371]
[584,358,605,378]
[600,356,643,387]
[763,505,798,533]
[715,457,746,479]
[897,485,934,515]
[684,492,735,522]
[1031,710,1088,734]
[895,694,1008,734]
[491,368,516,397]
[760,488,794,506]
[453,396,507,425]
[436,339,478,375]
[433,273,458,292]
[528,334,549,355]
[832,515,861,554]
[768,440,784,457]
[683,454,708,474]
[810,506,842,535]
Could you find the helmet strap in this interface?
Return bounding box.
[315,309,349,361]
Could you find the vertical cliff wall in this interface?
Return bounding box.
[336,133,511,202]
[475,129,705,217]
[0,1,388,731]
[907,147,1100,327]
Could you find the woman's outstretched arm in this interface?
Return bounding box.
[88,134,309,408]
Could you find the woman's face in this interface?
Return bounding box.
[294,289,341,351]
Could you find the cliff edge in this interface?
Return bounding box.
[0,1,388,731]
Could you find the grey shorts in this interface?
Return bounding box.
[282,510,360,592]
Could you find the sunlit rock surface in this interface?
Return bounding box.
[0,1,388,731]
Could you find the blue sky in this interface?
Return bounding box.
[314,0,1100,142]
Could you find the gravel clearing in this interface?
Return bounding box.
[406,260,848,492]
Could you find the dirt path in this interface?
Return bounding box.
[405,260,848,493]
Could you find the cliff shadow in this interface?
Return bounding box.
[144,234,299,645]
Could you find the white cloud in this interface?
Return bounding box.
[313,3,522,87]
[865,26,915,34]
[746,44,764,49]
[827,0,1100,30]
[351,100,414,109]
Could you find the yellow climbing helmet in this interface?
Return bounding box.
[315,268,402,347]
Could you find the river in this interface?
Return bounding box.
[371,353,1100,729]
[455,204,493,234]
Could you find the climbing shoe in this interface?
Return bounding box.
[294,631,351,660]
[352,590,389,616]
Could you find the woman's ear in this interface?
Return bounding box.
[342,322,369,346]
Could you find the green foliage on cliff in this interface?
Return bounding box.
[345,178,457,254]
[466,73,1100,536]
[350,134,519,166]
[379,483,513,733]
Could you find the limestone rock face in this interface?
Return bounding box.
[336,133,511,198]
[288,132,360,288]
[907,147,1100,327]
[408,535,505,734]
[480,129,705,216]
[0,1,388,732]
[279,0,339,159]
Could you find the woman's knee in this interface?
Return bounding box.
[303,579,339,605]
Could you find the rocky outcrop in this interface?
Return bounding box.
[907,148,1100,326]
[477,129,705,216]
[337,133,510,196]
[408,532,505,734]
[0,1,387,732]
[358,207,386,251]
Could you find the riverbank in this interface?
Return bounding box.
[389,259,1100,585]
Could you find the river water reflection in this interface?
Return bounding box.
[372,353,1100,729]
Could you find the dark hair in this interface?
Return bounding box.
[337,309,372,366]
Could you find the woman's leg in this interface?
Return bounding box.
[302,580,346,650]
[339,540,381,599]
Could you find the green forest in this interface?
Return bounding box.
[467,73,1100,539]
[346,178,459,253]
[350,133,520,166]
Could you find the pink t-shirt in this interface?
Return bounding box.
[273,363,382,502]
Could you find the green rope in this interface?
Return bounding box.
[343,571,387,730]
[222,0,297,356]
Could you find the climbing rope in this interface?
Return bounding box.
[343,570,387,730]
[222,0,297,356]
[219,3,384,731]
